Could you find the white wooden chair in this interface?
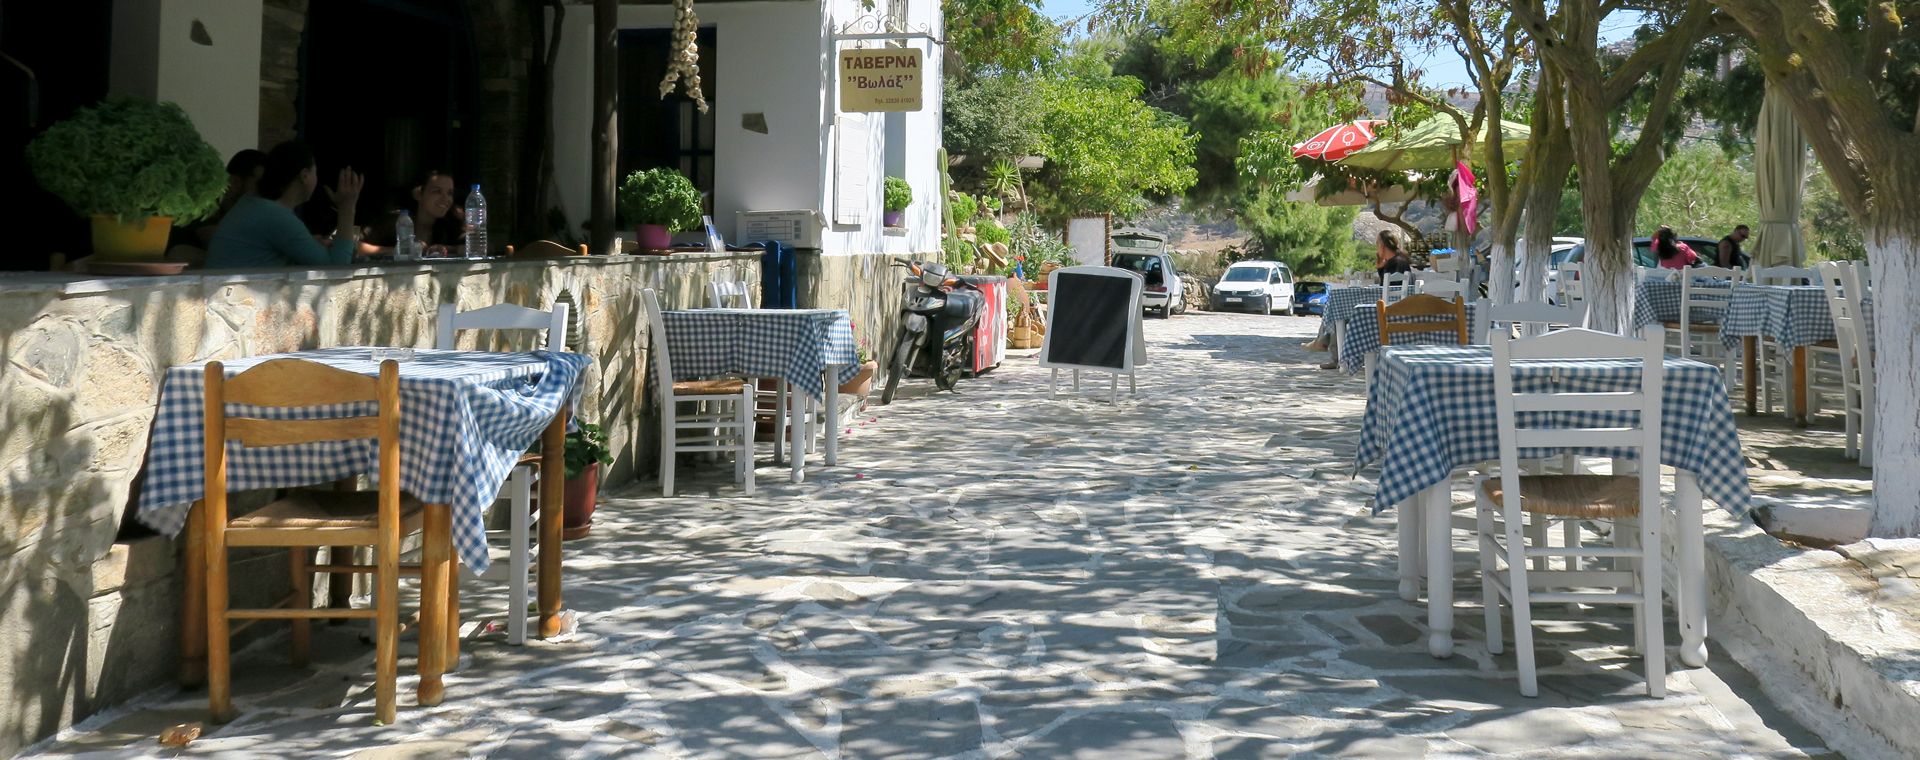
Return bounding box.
[642,289,756,496]
[1381,272,1413,305]
[707,280,755,309]
[1419,279,1470,299]
[434,302,568,645]
[1555,262,1585,307]
[1484,300,1586,340]
[1749,266,1843,417]
[1817,261,1875,465]
[1636,267,1678,284]
[1667,266,1740,392]
[1477,326,1668,698]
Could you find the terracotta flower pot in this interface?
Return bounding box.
[839,361,878,397]
[635,224,673,251]
[562,462,599,540]
[91,214,174,261]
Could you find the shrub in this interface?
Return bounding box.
[976,218,1011,246]
[617,168,703,231]
[949,192,979,224]
[26,97,227,223]
[884,176,913,212]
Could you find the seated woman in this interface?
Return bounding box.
[360,169,465,257]
[206,141,363,269]
[1654,226,1699,270]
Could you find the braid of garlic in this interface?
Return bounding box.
[659,0,710,113]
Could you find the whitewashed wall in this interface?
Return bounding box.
[109,0,265,161]
[551,0,942,255]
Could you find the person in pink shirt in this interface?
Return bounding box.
[1654,226,1699,269]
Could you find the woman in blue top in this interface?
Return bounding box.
[206,141,364,269]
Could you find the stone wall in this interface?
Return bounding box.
[0,251,917,754]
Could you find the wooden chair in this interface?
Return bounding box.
[1484,300,1586,340]
[434,302,569,646]
[197,359,431,724]
[642,289,756,496]
[1817,261,1874,465]
[1667,266,1740,392]
[1750,266,1843,417]
[1418,279,1470,300]
[1476,326,1668,698]
[1376,294,1470,347]
[1635,266,1678,283]
[1381,271,1413,304]
[707,280,755,309]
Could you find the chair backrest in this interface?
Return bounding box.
[1490,326,1664,518]
[1420,279,1470,299]
[1376,294,1469,347]
[1413,270,1455,289]
[201,358,403,528]
[1556,262,1585,303]
[1636,266,1678,283]
[1381,272,1413,304]
[1679,266,1740,351]
[1752,265,1816,286]
[1817,261,1873,374]
[1485,300,1586,339]
[707,280,755,309]
[641,288,679,402]
[435,303,569,352]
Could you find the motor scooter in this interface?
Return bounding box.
[880,260,984,404]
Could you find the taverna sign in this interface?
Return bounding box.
[839,48,922,112]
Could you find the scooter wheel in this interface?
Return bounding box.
[881,332,915,405]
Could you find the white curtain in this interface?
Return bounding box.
[1752,86,1807,267]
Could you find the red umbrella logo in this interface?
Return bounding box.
[1292,120,1385,162]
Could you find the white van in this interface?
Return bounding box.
[1211,261,1294,314]
[1109,229,1184,318]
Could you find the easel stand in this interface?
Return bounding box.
[1051,368,1137,403]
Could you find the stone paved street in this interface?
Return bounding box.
[26,312,1838,758]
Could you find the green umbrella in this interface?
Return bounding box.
[1338,115,1531,172]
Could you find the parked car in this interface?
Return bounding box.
[1210,260,1295,314]
[1293,281,1329,316]
[1110,229,1184,318]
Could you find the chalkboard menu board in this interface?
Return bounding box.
[1039,266,1145,373]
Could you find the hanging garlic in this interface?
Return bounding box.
[660,0,709,113]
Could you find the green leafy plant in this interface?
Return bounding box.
[26,97,226,223]
[943,234,976,272]
[948,192,979,225]
[976,218,1011,246]
[564,423,613,480]
[618,168,703,231]
[984,159,1024,205]
[884,176,913,212]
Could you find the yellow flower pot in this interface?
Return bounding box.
[90,214,174,261]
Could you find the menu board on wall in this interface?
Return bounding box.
[833,113,870,226]
[839,48,923,113]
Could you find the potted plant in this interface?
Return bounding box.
[562,423,613,540]
[883,176,913,227]
[839,331,878,397]
[618,168,703,251]
[26,97,226,262]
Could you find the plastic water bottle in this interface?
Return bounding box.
[394,210,417,261]
[464,184,488,259]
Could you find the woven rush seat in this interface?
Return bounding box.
[1478,474,1641,519]
[1660,321,1720,332]
[673,378,748,395]
[231,490,426,530]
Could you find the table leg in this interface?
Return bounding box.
[824,365,840,466]
[179,500,206,687]
[1424,484,1455,658]
[417,502,450,707]
[1332,320,1347,369]
[445,561,461,672]
[1397,495,1422,602]
[538,409,569,639]
[789,384,805,484]
[1792,345,1810,427]
[1743,337,1759,415]
[1676,471,1708,667]
[773,379,787,464]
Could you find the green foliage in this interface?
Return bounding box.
[976,218,1011,245]
[949,192,980,224]
[26,97,227,223]
[1005,212,1078,273]
[943,234,976,272]
[983,159,1024,203]
[1804,166,1865,262]
[1633,142,1756,237]
[1027,73,1198,220]
[944,76,1045,165]
[618,168,703,231]
[884,176,913,212]
[942,0,1060,81]
[564,423,613,480]
[1236,187,1363,276]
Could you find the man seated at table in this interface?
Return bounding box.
[359,169,465,257]
[206,141,364,269]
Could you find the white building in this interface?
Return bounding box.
[550,0,945,256]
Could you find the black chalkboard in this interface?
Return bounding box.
[1041,269,1140,370]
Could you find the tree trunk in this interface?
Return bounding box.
[589,0,618,256]
[1519,207,1557,305]
[1869,233,1920,536]
[1577,192,1636,333]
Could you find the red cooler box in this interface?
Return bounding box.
[961,276,1007,372]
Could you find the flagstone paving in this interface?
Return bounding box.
[27,312,1838,758]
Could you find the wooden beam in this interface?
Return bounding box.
[590,0,618,256]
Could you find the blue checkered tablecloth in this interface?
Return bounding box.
[1718,284,1875,350]
[661,309,859,399]
[1321,286,1384,330]
[136,348,592,573]
[1336,301,1484,375]
[1356,345,1750,516]
[1631,278,1730,329]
